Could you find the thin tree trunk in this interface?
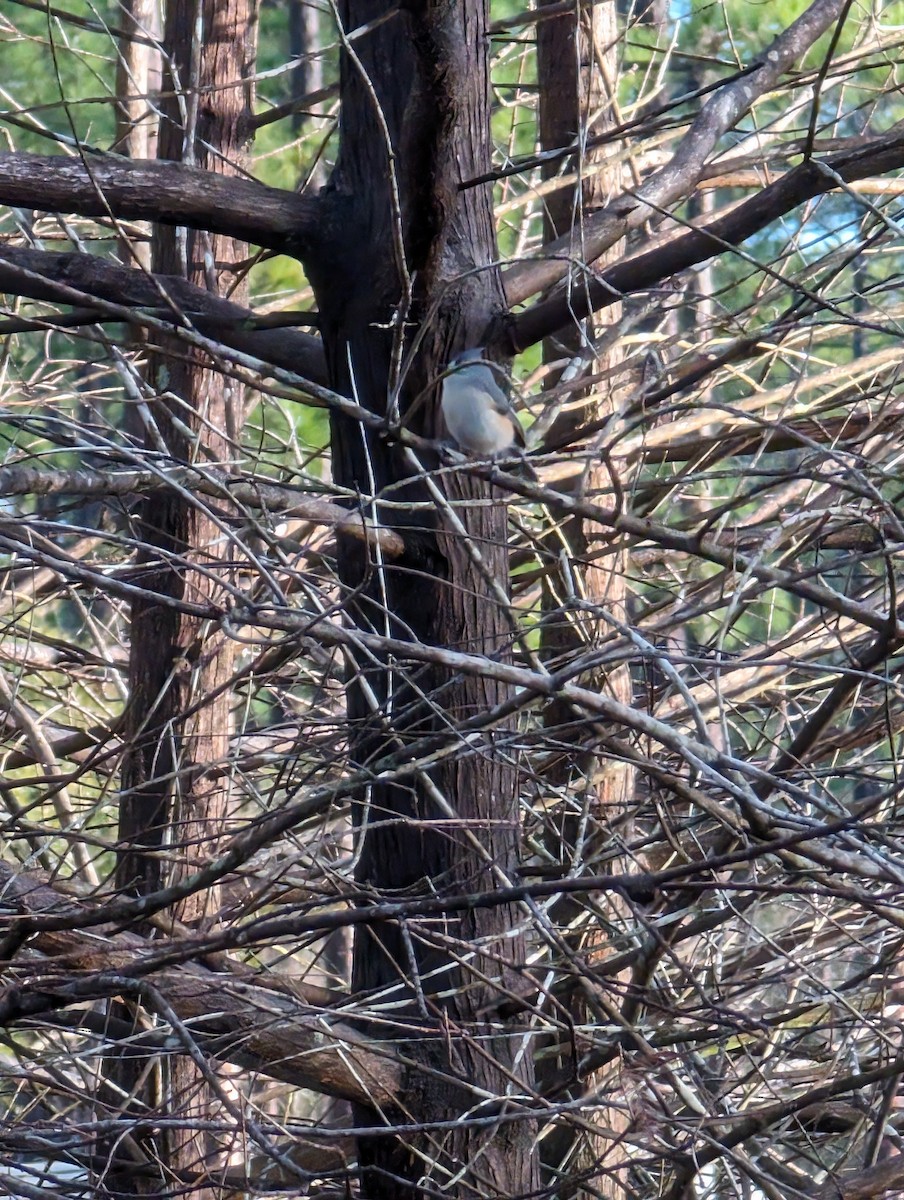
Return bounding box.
[111,0,257,1193]
[114,1,161,445]
[536,4,636,1196]
[115,0,161,271]
[288,0,322,131]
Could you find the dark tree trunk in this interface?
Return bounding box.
[304,3,539,1197]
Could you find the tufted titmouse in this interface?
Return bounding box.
[441,348,528,459]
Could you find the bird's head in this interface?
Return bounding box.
[450,348,487,369]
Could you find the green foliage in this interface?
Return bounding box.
[1,1,119,151]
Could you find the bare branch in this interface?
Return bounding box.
[504,0,851,305]
[0,465,404,556]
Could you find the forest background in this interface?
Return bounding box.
[0,0,903,1198]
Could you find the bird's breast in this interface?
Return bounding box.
[442,390,516,455]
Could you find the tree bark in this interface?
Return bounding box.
[536,3,636,1195]
[114,0,161,272]
[304,2,539,1196]
[111,0,257,1193]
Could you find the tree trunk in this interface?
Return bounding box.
[114,0,161,272]
[536,3,636,1196]
[304,2,539,1196]
[111,0,257,1193]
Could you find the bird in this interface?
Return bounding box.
[440,348,528,459]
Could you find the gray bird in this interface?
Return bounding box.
[441,348,527,458]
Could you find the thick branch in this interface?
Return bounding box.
[0,860,401,1107]
[809,1154,904,1200]
[0,153,320,254]
[0,246,327,383]
[512,132,904,349]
